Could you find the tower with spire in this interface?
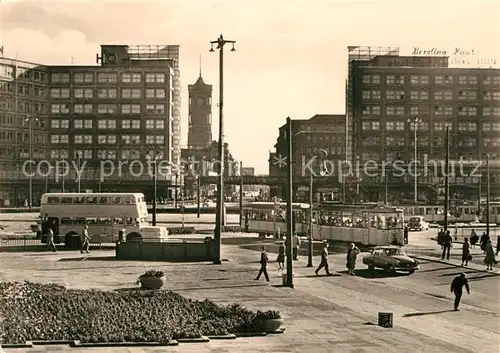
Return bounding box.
[187,55,213,149]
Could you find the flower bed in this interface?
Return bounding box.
[0,282,280,344]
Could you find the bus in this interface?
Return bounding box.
[240,202,310,238]
[312,203,405,246]
[39,192,169,248]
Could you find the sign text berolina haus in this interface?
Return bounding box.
[412,47,475,56]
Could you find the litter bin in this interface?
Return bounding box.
[378,312,393,328]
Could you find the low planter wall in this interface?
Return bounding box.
[116,239,216,262]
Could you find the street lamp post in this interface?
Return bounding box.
[77,152,81,193]
[174,173,178,209]
[285,117,294,288]
[210,34,236,265]
[408,117,422,212]
[25,116,38,208]
[307,173,313,267]
[239,161,243,225]
[486,154,490,237]
[147,152,159,226]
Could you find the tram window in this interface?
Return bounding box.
[74,197,84,204]
[61,197,73,204]
[47,197,59,204]
[124,197,134,204]
[111,196,121,204]
[98,218,112,224]
[99,197,109,204]
[60,217,72,224]
[86,196,97,204]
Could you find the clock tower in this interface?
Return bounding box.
[187,72,212,149]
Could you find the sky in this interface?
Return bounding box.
[1,0,499,173]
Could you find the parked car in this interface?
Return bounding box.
[362,246,419,275]
[407,216,429,231]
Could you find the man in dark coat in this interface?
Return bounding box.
[404,226,409,244]
[442,230,452,260]
[450,273,470,311]
[255,246,270,282]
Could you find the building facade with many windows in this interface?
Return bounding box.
[0,44,182,206]
[349,50,500,201]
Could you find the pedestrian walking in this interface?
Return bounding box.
[442,230,452,260]
[496,236,500,256]
[461,237,470,266]
[346,243,360,275]
[292,233,301,261]
[450,273,470,311]
[276,242,285,270]
[404,226,409,244]
[470,231,479,249]
[46,228,57,252]
[484,239,496,271]
[480,232,490,253]
[255,246,270,282]
[80,225,90,254]
[315,241,332,276]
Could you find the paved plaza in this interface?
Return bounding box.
[1,228,499,353]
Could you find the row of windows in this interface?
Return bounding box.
[0,65,47,82]
[49,150,162,160]
[50,103,167,115]
[361,121,500,132]
[0,115,46,128]
[304,135,344,144]
[45,195,138,205]
[51,72,168,84]
[305,147,344,156]
[50,119,166,130]
[362,90,500,101]
[50,135,166,145]
[0,99,48,114]
[0,82,46,97]
[362,105,500,116]
[360,136,499,147]
[0,131,46,143]
[50,88,167,99]
[362,74,500,85]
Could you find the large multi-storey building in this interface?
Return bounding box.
[349,47,500,201]
[270,114,346,201]
[0,44,182,206]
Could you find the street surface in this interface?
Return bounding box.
[1,230,499,353]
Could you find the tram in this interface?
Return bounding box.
[401,201,500,224]
[241,201,405,246]
[240,202,310,238]
[312,203,405,246]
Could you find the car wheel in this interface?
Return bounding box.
[409,269,415,275]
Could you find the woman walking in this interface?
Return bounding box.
[484,239,496,271]
[276,242,285,271]
[461,237,470,266]
[346,243,360,275]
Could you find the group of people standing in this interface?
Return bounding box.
[255,234,361,282]
[438,228,498,271]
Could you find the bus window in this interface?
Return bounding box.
[86,217,98,224]
[124,197,133,204]
[98,218,112,224]
[61,217,73,224]
[74,218,86,224]
[126,218,134,225]
[61,197,73,204]
[99,197,109,204]
[48,197,59,204]
[86,196,97,204]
